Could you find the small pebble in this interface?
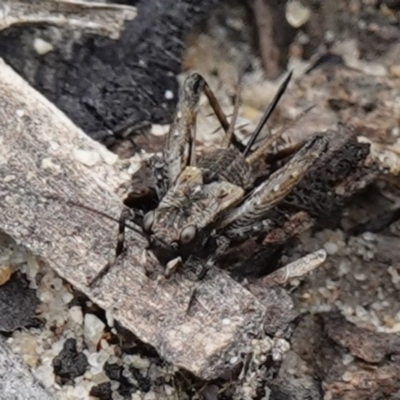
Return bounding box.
[326,279,337,290]
[355,305,369,320]
[62,291,74,304]
[363,62,387,77]
[125,354,151,370]
[53,338,89,382]
[0,264,13,286]
[391,127,400,137]
[90,371,109,384]
[289,278,301,287]
[33,38,54,55]
[69,306,84,325]
[242,384,255,399]
[384,316,396,328]
[361,232,376,242]
[110,380,120,391]
[388,266,400,285]
[14,333,39,368]
[53,278,63,291]
[354,273,367,282]
[65,385,88,399]
[151,124,169,136]
[144,392,157,400]
[90,382,112,400]
[318,287,331,299]
[324,242,338,255]
[371,301,384,311]
[338,260,350,276]
[84,314,105,349]
[105,310,114,328]
[341,305,354,316]
[342,371,353,382]
[164,90,174,99]
[286,1,311,28]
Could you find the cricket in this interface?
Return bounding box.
[83,71,399,287]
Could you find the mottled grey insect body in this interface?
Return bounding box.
[89,72,380,286]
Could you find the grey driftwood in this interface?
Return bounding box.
[0,335,55,400]
[0,0,137,38]
[0,58,275,379]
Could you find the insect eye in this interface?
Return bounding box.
[218,188,228,198]
[179,225,197,245]
[142,211,155,233]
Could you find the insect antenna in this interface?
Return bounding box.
[243,70,293,157]
[222,79,242,148]
[246,104,315,165]
[65,200,147,238]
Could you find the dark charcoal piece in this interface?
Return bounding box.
[104,362,123,381]
[103,361,151,396]
[104,362,133,397]
[90,382,112,400]
[0,0,219,145]
[0,272,41,333]
[53,338,89,383]
[129,366,151,393]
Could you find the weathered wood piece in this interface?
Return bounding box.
[0,336,55,400]
[0,0,137,39]
[0,59,268,379]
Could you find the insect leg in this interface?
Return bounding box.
[205,71,293,154]
[219,135,327,233]
[87,208,137,287]
[242,71,293,157]
[224,212,315,279]
[163,73,205,188]
[185,237,230,314]
[262,211,315,245]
